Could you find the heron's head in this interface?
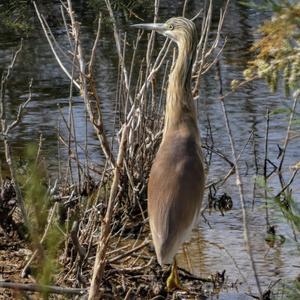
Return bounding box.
[131,17,197,46]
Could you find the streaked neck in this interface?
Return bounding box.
[164,40,198,138]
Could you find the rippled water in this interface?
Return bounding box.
[0,1,299,299]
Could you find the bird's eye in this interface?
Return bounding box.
[168,24,174,30]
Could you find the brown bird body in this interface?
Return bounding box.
[148,17,205,265]
[148,126,204,264]
[132,17,205,284]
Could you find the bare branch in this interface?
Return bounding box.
[33,1,80,90]
[65,0,116,168]
[0,42,28,226]
[109,239,150,263]
[88,13,102,75]
[0,281,87,296]
[6,79,33,133]
[88,121,131,300]
[104,0,133,104]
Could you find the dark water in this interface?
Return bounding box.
[0,1,299,299]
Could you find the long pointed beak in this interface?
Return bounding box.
[130,23,166,33]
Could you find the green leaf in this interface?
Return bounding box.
[270,107,291,115]
[255,175,267,188]
[291,118,300,126]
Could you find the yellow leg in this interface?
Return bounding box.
[166,259,185,292]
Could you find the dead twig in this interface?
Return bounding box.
[0,41,29,226]
[34,0,116,168]
[275,168,299,199]
[104,0,132,105]
[33,1,80,89]
[70,221,87,261]
[0,281,87,296]
[109,239,150,264]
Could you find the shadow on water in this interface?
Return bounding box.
[0,1,299,299]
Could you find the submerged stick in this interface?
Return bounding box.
[263,110,270,228]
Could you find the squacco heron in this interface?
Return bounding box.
[132,17,205,291]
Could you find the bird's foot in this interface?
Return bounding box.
[166,260,188,292]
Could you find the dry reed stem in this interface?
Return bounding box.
[34,0,116,169]
[278,94,299,187]
[275,94,299,241]
[104,0,132,105]
[67,0,116,168]
[33,1,80,90]
[88,122,131,300]
[66,32,78,186]
[192,0,229,96]
[216,61,263,298]
[88,14,102,75]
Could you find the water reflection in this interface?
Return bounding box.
[0,1,299,298]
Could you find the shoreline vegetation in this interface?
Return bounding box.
[0,0,299,299]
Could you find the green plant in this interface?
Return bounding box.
[275,192,300,232]
[242,2,300,95]
[0,0,33,33]
[245,5,300,295]
[23,145,62,296]
[88,0,146,20]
